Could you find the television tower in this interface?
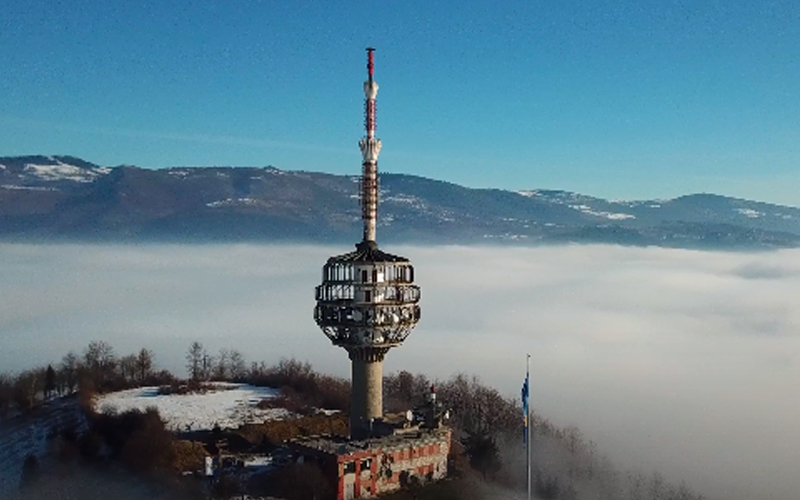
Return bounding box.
[314,48,421,438]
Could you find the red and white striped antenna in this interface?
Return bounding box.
[359,47,381,243]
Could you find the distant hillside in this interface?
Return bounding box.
[1,155,799,249]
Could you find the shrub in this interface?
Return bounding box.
[119,409,176,473]
[237,414,348,447]
[247,358,350,412]
[172,440,208,473]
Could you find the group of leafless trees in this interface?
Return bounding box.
[181,344,350,411]
[0,341,165,418]
[1,340,352,421]
[185,341,248,382]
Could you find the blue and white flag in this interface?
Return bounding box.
[521,371,529,445]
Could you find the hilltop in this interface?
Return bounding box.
[1,342,709,500]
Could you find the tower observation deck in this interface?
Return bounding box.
[314,48,421,438]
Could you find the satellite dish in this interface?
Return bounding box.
[443,410,450,420]
[406,410,413,422]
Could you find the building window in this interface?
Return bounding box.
[362,270,368,282]
[361,458,372,471]
[344,461,356,474]
[364,290,371,302]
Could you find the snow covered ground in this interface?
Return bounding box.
[0,397,87,497]
[94,383,291,431]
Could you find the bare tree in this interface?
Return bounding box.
[44,365,56,399]
[0,373,14,417]
[228,350,247,380]
[214,349,231,380]
[462,430,502,480]
[249,361,268,378]
[119,355,138,384]
[437,374,516,436]
[201,349,215,381]
[83,341,117,387]
[186,342,204,381]
[384,370,429,411]
[14,370,41,411]
[135,348,154,382]
[58,351,80,394]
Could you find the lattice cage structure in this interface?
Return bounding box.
[315,242,421,352]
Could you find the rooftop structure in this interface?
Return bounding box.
[314,48,421,439]
[291,386,451,500]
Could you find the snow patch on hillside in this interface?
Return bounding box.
[24,159,109,183]
[94,383,289,431]
[385,194,425,206]
[569,204,635,220]
[1,184,59,192]
[483,233,529,241]
[735,208,764,218]
[523,191,668,213]
[517,189,574,200]
[206,198,261,208]
[518,191,636,219]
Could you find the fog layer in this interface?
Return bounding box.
[2,243,799,499]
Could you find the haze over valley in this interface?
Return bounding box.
[2,242,799,500]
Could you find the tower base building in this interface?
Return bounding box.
[292,425,450,500]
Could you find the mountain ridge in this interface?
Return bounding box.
[1,155,798,249]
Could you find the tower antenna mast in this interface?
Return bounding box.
[359,47,381,243]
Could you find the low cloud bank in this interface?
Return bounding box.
[2,243,799,499]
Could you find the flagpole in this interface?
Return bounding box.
[526,353,531,500]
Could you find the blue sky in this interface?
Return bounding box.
[1,1,798,205]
